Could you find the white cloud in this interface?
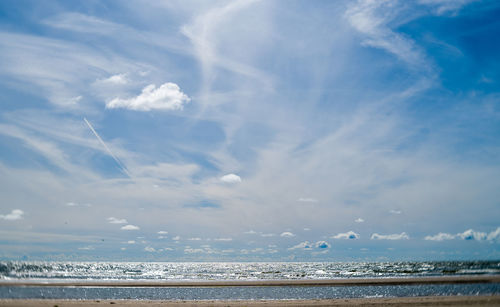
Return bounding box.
[371,232,409,240]
[214,238,232,241]
[172,236,181,241]
[418,0,476,15]
[244,230,257,234]
[303,228,311,231]
[101,73,128,85]
[487,227,500,241]
[144,246,156,252]
[107,217,128,224]
[188,237,202,241]
[127,240,136,244]
[121,224,140,230]
[389,210,402,215]
[260,233,275,237]
[157,231,168,234]
[315,241,331,249]
[78,246,95,250]
[288,241,312,250]
[457,229,487,241]
[106,82,190,111]
[0,209,24,221]
[220,173,242,183]
[280,231,295,238]
[424,233,455,241]
[332,231,360,240]
[297,198,318,203]
[355,218,364,223]
[184,248,205,254]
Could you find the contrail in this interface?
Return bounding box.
[84,117,132,178]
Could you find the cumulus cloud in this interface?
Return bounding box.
[107,217,127,224]
[121,224,140,230]
[332,231,360,240]
[355,218,364,223]
[456,229,487,241]
[280,232,295,237]
[157,231,168,234]
[371,232,409,240]
[188,237,202,241]
[315,241,331,249]
[127,240,136,244]
[424,233,455,241]
[106,82,190,111]
[0,209,24,220]
[144,246,156,252]
[288,241,313,250]
[220,173,242,183]
[172,236,181,241]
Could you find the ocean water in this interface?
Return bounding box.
[0,261,499,300]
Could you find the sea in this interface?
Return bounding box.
[0,261,499,300]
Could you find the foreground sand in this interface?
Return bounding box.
[1,296,500,306]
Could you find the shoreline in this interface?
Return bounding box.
[1,275,499,287]
[1,296,500,306]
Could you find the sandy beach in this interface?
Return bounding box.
[0,296,499,306]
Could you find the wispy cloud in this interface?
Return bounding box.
[0,209,24,221]
[371,232,409,240]
[106,83,190,111]
[424,233,455,241]
[287,241,312,250]
[107,217,127,224]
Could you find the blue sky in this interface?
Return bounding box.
[0,0,499,261]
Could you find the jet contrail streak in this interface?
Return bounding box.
[84,117,132,178]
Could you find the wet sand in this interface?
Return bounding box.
[0,296,500,306]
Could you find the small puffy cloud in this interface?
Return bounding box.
[288,241,313,250]
[371,232,409,240]
[65,202,91,207]
[280,232,295,238]
[106,82,190,111]
[315,241,331,249]
[188,237,202,241]
[332,231,360,240]
[157,231,168,235]
[78,246,95,250]
[101,73,128,85]
[297,198,318,203]
[303,228,311,231]
[172,236,181,241]
[107,217,127,224]
[144,246,156,252]
[244,230,257,234]
[457,229,487,241]
[389,210,402,215]
[214,238,232,241]
[220,173,242,183]
[424,233,455,241]
[127,240,136,244]
[355,218,364,223]
[0,209,24,221]
[121,224,140,230]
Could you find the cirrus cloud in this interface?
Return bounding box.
[106,82,190,111]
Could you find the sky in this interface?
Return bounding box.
[0,0,499,262]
